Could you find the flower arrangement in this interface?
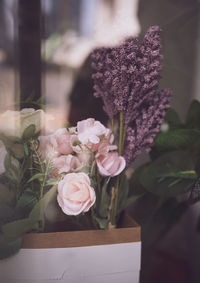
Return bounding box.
[0,26,172,258]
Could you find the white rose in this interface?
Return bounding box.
[0,108,54,138]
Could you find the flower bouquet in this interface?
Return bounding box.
[0,26,172,259]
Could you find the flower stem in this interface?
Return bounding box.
[110,177,120,225]
[40,158,51,199]
[97,171,101,193]
[111,118,114,134]
[122,124,128,151]
[118,112,124,155]
[110,111,124,226]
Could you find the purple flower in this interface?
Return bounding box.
[91,26,173,165]
[123,89,172,166]
[91,26,164,123]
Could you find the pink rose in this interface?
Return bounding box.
[53,128,73,155]
[77,118,107,144]
[57,173,96,216]
[95,139,117,156]
[92,129,116,154]
[96,152,126,177]
[38,128,73,160]
[52,154,81,175]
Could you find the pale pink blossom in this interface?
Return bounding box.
[53,128,73,155]
[57,172,96,216]
[38,135,59,160]
[77,151,92,165]
[38,128,73,160]
[92,128,115,153]
[95,139,117,157]
[96,152,126,177]
[77,118,107,145]
[52,155,81,174]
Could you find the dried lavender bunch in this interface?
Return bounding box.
[123,89,172,166]
[91,46,118,119]
[91,26,172,165]
[91,26,164,123]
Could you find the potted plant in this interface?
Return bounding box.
[0,26,173,282]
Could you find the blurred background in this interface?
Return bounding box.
[0,0,200,282]
[1,0,199,123]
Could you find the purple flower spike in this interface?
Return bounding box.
[91,26,165,123]
[123,88,172,166]
[91,26,173,165]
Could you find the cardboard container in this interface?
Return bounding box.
[0,214,141,283]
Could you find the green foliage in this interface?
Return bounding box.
[0,123,55,259]
[93,177,111,229]
[98,177,111,218]
[0,183,15,206]
[153,100,200,155]
[185,100,200,129]
[140,151,197,198]
[165,108,182,129]
[155,129,200,152]
[16,189,38,214]
[118,174,142,213]
[126,99,200,242]
[29,185,57,224]
[0,205,15,224]
[1,185,57,240]
[2,218,39,239]
[94,216,109,229]
[22,124,36,140]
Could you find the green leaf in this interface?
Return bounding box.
[23,142,29,156]
[0,205,15,223]
[185,100,200,129]
[139,151,197,198]
[2,137,24,159]
[10,143,24,159]
[4,154,11,172]
[165,108,182,129]
[121,195,143,210]
[2,185,57,238]
[4,154,20,181]
[29,185,57,223]
[28,173,44,183]
[46,179,58,186]
[98,177,111,218]
[22,124,36,140]
[0,235,22,259]
[2,218,39,239]
[0,183,15,206]
[4,172,18,184]
[129,165,148,197]
[94,216,109,229]
[118,174,129,213]
[16,189,38,214]
[155,129,200,152]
